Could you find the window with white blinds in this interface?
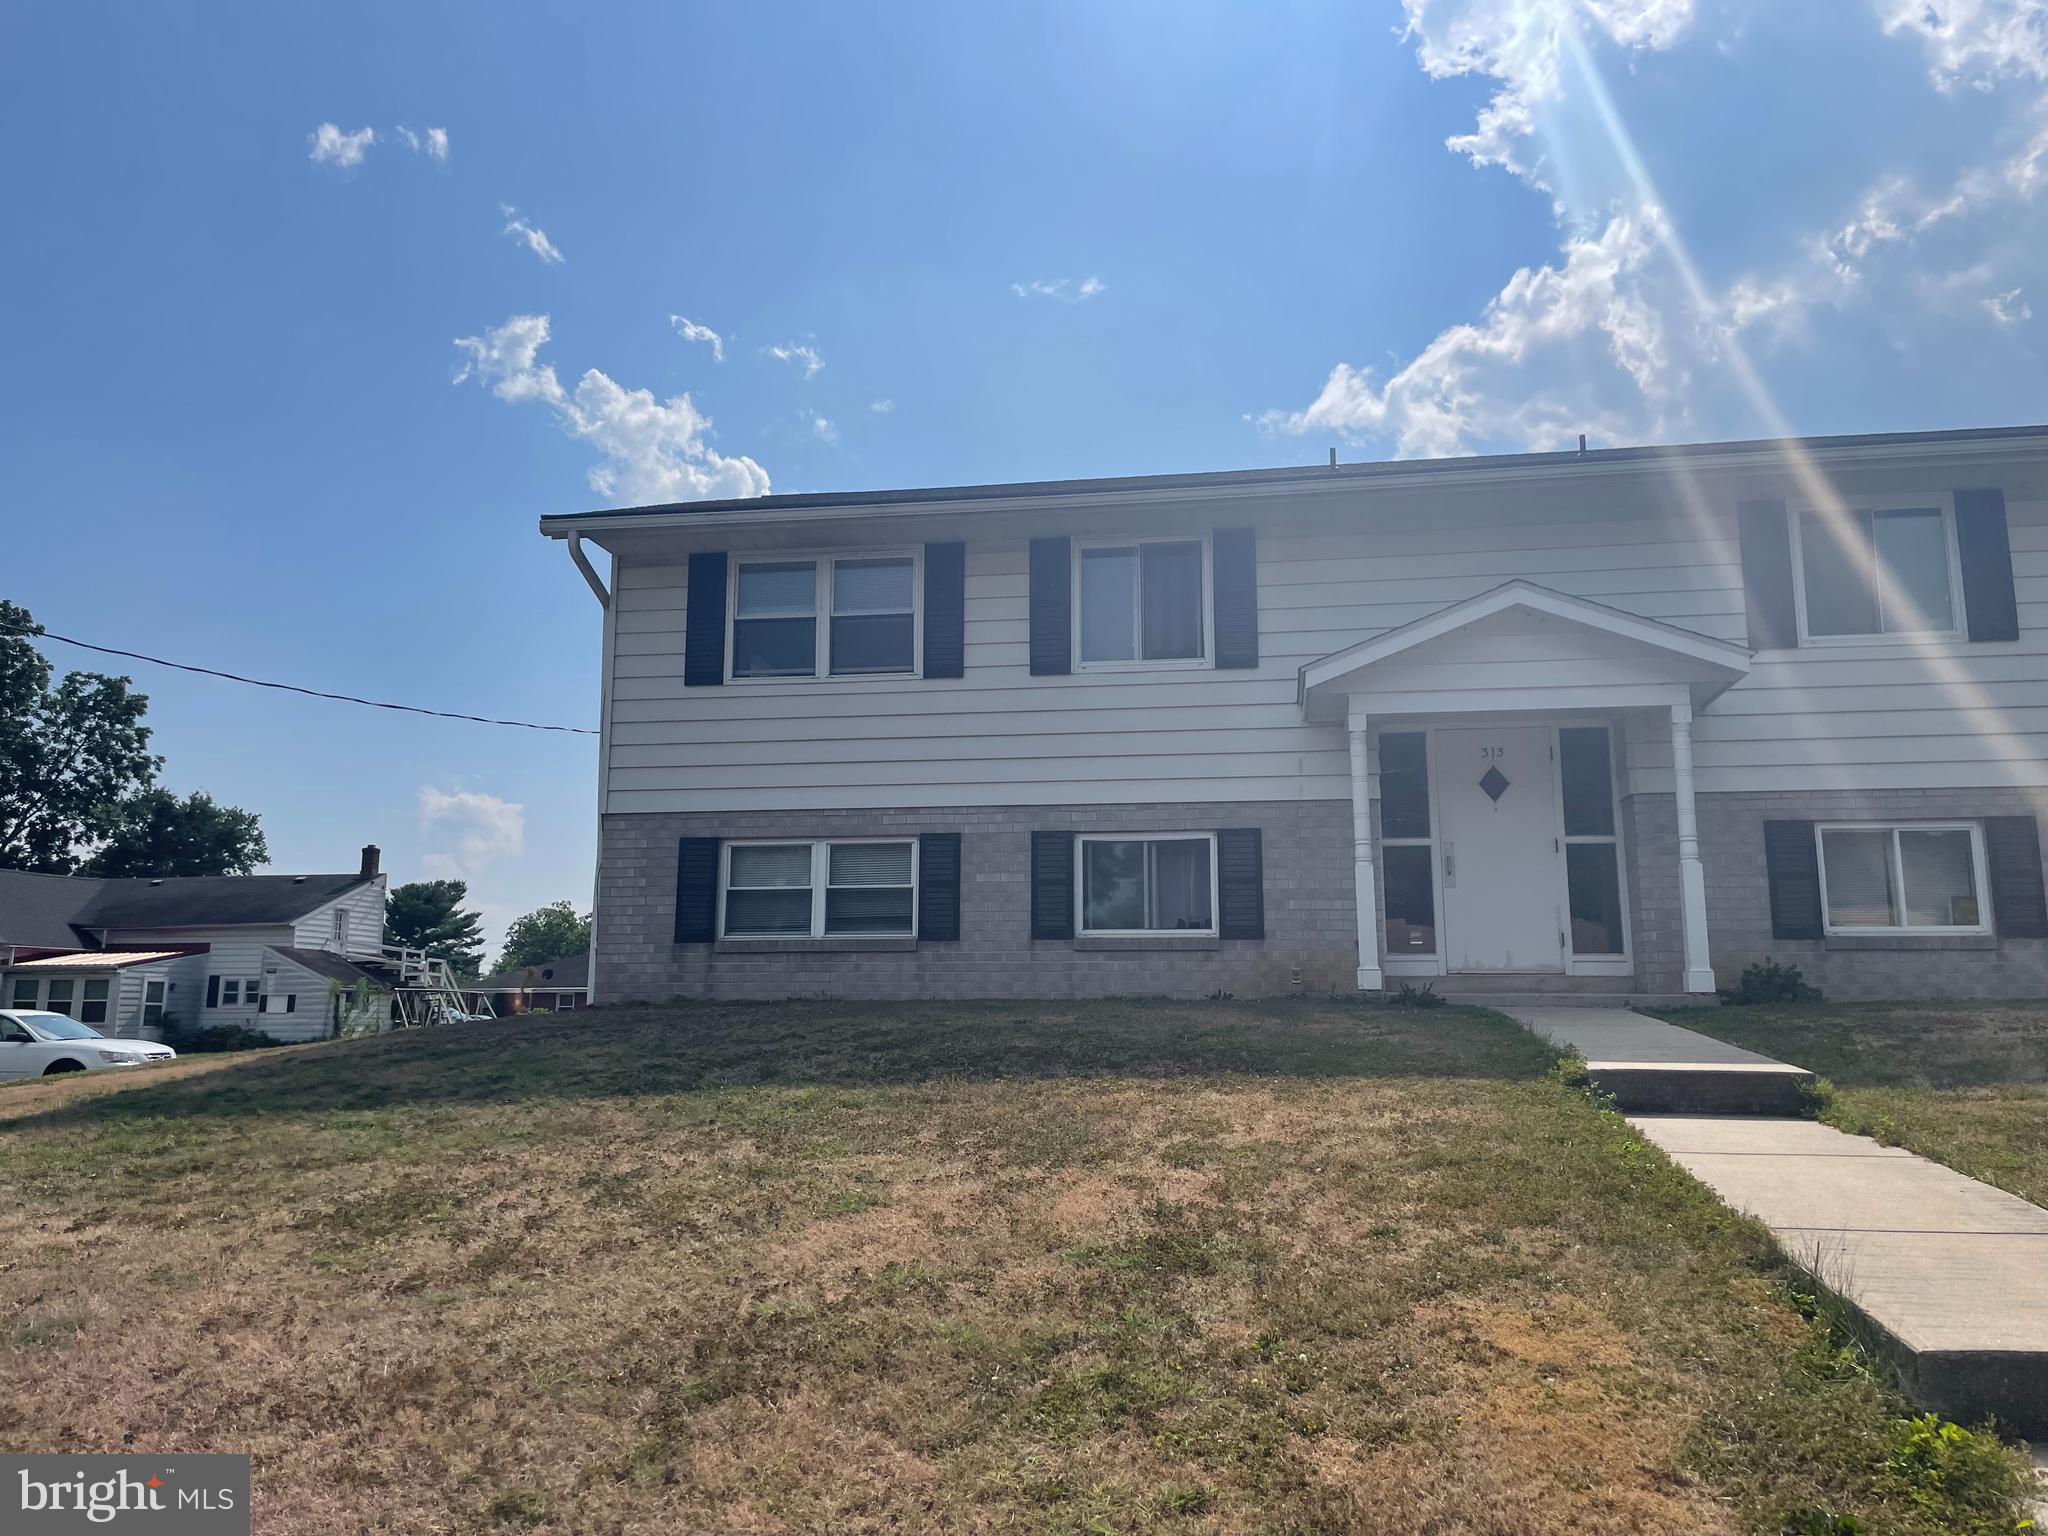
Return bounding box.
[1818,823,1988,934]
[722,839,917,938]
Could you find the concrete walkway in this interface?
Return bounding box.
[1633,1115,2048,1437]
[1510,1004,1814,1113]
[1506,1005,2048,1437]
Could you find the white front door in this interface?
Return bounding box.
[1434,725,1563,972]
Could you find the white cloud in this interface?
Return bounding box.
[806,411,838,443]
[501,205,565,266]
[1986,284,2034,321]
[670,314,725,361]
[766,342,824,377]
[418,787,524,875]
[869,397,895,413]
[1011,275,1107,301]
[1262,211,1671,457]
[454,313,770,504]
[308,122,376,170]
[1399,0,1696,186]
[392,124,451,163]
[1878,0,2048,89]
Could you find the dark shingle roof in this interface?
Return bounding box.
[268,946,390,988]
[0,868,373,947]
[0,870,109,948]
[470,952,590,992]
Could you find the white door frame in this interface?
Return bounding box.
[1375,714,1634,980]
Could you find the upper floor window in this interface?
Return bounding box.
[1794,506,1960,642]
[1076,537,1207,667]
[730,553,918,679]
[1817,822,1988,934]
[333,908,351,950]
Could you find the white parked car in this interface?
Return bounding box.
[0,1010,177,1079]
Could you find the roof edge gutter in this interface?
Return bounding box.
[537,430,2048,541]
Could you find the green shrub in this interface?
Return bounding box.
[1721,958,1822,1005]
[158,1019,282,1054]
[1882,1414,2031,1519]
[1386,982,1445,1010]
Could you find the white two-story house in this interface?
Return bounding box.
[542,425,2048,1005]
[0,847,391,1042]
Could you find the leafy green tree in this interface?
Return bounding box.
[494,900,592,973]
[0,601,161,872]
[84,789,269,878]
[385,879,487,977]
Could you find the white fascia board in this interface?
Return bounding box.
[539,430,2048,545]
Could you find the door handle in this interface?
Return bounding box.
[1442,844,1455,887]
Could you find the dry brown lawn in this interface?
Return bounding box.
[0,999,2032,1534]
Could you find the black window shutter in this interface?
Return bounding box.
[206,974,220,1008]
[1216,827,1266,939]
[684,552,729,686]
[1763,820,1822,939]
[1737,499,1797,650]
[674,837,722,943]
[918,832,962,941]
[1955,489,2020,643]
[922,542,966,678]
[1986,816,2048,938]
[1030,831,1074,939]
[1212,527,1260,670]
[1028,537,1072,676]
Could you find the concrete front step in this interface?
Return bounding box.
[1507,1004,1816,1116]
[1438,990,1700,1010]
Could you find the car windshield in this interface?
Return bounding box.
[13,1012,106,1042]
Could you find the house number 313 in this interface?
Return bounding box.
[1479,746,1505,758]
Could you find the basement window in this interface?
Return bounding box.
[1818,823,1988,934]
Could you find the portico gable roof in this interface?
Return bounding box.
[1298,580,1752,722]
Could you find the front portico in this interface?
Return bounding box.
[1300,581,1751,996]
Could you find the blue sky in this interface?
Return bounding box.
[5,1,2047,952]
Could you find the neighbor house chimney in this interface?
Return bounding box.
[360,844,381,879]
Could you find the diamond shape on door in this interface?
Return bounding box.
[1479,765,1510,803]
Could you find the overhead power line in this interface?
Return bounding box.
[2,623,598,736]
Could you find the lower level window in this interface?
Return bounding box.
[722,839,917,938]
[1819,823,1987,933]
[43,978,76,1018]
[1078,834,1216,934]
[80,978,110,1026]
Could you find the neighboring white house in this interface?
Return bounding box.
[0,847,393,1043]
[541,425,2048,1005]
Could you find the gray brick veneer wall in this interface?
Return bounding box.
[596,791,2048,1003]
[1688,788,2048,1000]
[595,801,1358,1002]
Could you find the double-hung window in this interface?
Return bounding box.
[79,979,110,1026]
[1076,833,1217,935]
[1817,823,1989,934]
[43,979,77,1018]
[721,839,918,938]
[1076,538,1207,666]
[730,553,918,679]
[1794,506,1960,641]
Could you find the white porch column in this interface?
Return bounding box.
[1348,720,1384,992]
[1670,700,1715,994]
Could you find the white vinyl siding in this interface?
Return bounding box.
[599,484,2048,809]
[291,879,387,954]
